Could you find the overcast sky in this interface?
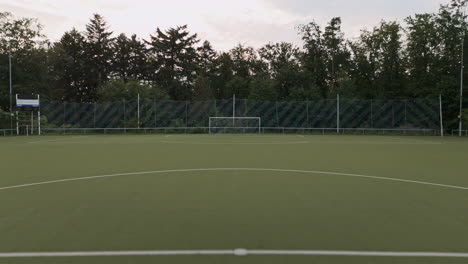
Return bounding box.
[0,0,448,50]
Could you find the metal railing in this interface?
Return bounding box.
[35,127,442,136]
[0,129,16,136]
[451,130,468,136]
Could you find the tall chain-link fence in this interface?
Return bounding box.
[32,97,441,135]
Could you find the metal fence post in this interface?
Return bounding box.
[154,99,157,128]
[16,111,19,135]
[337,94,340,133]
[63,102,66,127]
[38,108,41,135]
[439,94,444,137]
[214,99,217,117]
[185,101,188,127]
[137,93,140,129]
[404,100,407,128]
[275,102,279,127]
[123,100,126,131]
[93,102,96,128]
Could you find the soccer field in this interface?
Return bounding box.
[1,134,468,264]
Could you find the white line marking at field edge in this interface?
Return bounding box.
[1,168,467,191]
[160,140,441,145]
[28,136,89,144]
[161,141,310,145]
[1,249,468,258]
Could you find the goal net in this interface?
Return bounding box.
[209,117,261,134]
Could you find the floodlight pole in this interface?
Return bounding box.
[9,52,12,130]
[460,30,465,136]
[460,5,467,136]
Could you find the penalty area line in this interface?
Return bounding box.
[1,249,468,258]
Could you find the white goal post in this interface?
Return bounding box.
[209,117,261,134]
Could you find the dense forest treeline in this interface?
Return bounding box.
[0,0,467,128]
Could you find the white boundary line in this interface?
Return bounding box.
[1,249,468,258]
[161,141,311,145]
[28,136,89,144]
[1,168,467,191]
[160,140,441,145]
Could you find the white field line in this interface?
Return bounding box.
[388,136,444,144]
[160,141,311,145]
[28,136,89,144]
[24,139,441,146]
[160,140,441,145]
[1,249,468,258]
[1,168,467,191]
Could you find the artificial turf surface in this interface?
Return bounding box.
[0,134,468,264]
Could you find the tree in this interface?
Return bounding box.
[0,12,47,110]
[258,42,302,98]
[348,30,379,98]
[299,21,328,97]
[147,25,199,100]
[111,33,148,82]
[299,18,350,98]
[192,75,213,101]
[405,13,440,96]
[348,21,406,99]
[197,40,217,75]
[323,17,350,95]
[225,76,250,99]
[433,0,467,128]
[192,40,217,100]
[249,75,277,101]
[376,21,407,98]
[258,42,300,76]
[210,52,234,99]
[0,12,45,53]
[50,28,87,101]
[230,44,263,78]
[218,44,264,98]
[83,14,114,101]
[98,79,168,101]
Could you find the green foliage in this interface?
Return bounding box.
[0,108,12,129]
[0,12,49,111]
[147,25,200,100]
[192,75,213,101]
[112,33,148,82]
[98,79,168,101]
[405,13,440,96]
[0,11,46,53]
[225,76,250,99]
[169,118,186,127]
[83,14,114,101]
[50,28,87,101]
[249,76,276,101]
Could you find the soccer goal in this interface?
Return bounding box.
[209,117,261,134]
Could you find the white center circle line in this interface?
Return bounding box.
[1,168,467,191]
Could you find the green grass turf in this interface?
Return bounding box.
[1,134,468,264]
